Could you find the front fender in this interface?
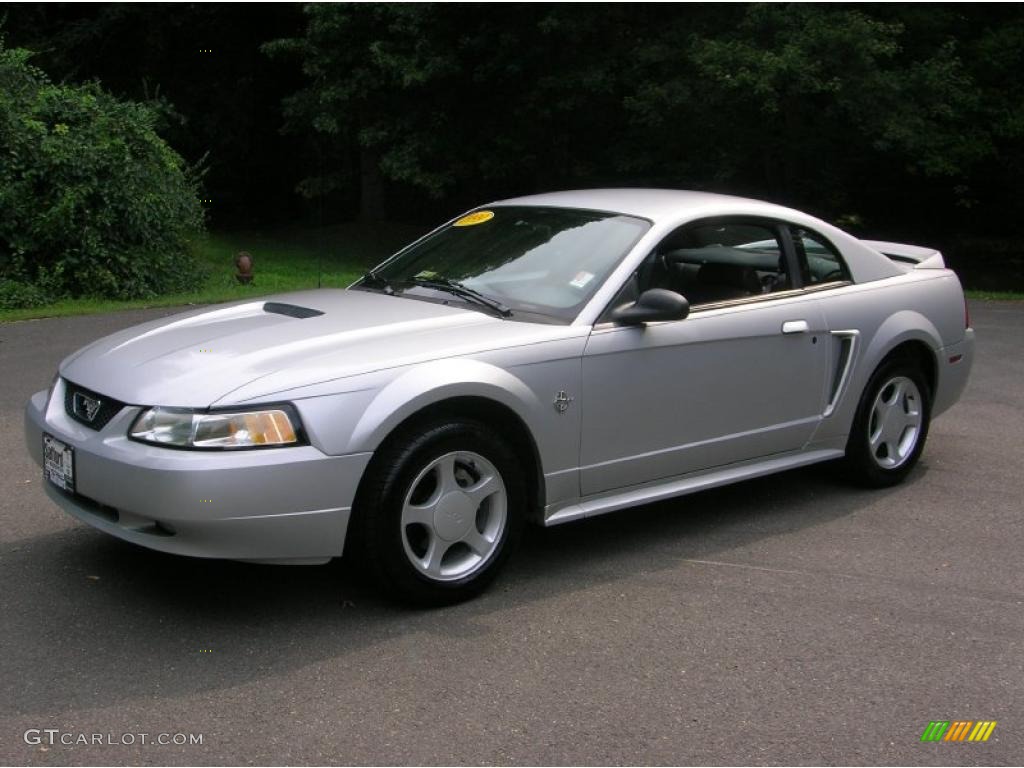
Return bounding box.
[346,358,544,455]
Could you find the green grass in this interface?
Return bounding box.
[0,222,425,323]
[964,289,1024,301]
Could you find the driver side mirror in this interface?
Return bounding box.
[609,288,690,325]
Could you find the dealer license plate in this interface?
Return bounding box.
[43,433,75,492]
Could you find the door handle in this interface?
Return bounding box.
[782,320,809,334]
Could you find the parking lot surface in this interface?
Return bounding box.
[0,301,1021,765]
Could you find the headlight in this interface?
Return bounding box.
[129,405,304,449]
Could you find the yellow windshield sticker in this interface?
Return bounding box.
[453,210,494,227]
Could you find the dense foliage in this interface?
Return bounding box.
[265,4,1022,230]
[2,4,1023,294]
[0,41,204,308]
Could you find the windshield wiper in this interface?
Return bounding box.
[409,277,512,318]
[360,270,395,295]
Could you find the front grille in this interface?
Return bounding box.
[64,380,126,430]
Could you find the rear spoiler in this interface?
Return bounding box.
[860,239,946,270]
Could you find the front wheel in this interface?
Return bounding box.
[843,358,931,487]
[350,418,525,605]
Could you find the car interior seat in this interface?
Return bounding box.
[686,262,761,304]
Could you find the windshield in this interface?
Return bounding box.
[361,206,650,322]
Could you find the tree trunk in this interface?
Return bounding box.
[358,146,386,221]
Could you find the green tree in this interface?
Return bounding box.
[264,4,654,218]
[0,41,205,307]
[270,3,1010,227]
[623,5,994,217]
[265,5,453,219]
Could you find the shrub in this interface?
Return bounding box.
[0,277,49,309]
[0,41,205,305]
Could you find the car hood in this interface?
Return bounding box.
[59,289,571,407]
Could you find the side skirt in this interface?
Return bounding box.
[543,447,845,526]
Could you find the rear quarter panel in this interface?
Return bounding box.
[812,269,968,444]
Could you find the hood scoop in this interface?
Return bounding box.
[263,301,324,319]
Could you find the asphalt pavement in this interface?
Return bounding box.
[0,301,1021,766]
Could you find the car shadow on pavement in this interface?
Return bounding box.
[0,460,926,720]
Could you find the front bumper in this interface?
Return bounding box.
[24,381,372,563]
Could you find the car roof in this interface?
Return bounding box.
[490,188,808,224]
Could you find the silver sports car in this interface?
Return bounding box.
[24,189,975,603]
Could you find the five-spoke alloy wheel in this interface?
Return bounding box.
[351,417,525,605]
[866,376,923,470]
[400,451,508,582]
[845,357,931,487]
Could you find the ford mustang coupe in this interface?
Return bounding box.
[25,190,974,603]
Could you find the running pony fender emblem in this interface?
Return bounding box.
[554,390,574,414]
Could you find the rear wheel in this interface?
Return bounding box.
[843,358,931,487]
[350,418,525,605]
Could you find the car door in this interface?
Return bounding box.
[578,217,830,496]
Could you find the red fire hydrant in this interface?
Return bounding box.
[235,251,254,284]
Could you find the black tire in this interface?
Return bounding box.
[843,356,932,488]
[349,417,526,606]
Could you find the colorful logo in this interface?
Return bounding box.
[921,721,997,742]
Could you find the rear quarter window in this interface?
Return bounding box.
[792,227,851,286]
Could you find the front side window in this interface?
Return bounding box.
[638,220,792,307]
[363,206,650,322]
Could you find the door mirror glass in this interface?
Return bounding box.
[610,288,690,325]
